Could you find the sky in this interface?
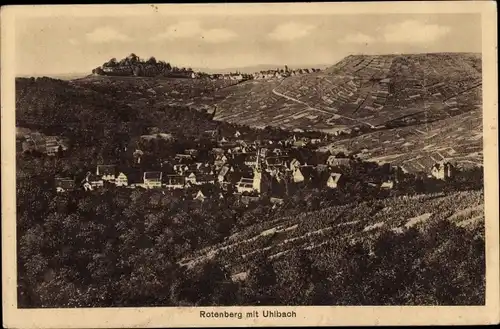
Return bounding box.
[15,11,482,76]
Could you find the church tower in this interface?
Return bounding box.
[253,148,262,193]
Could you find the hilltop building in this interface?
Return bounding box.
[326,173,343,189]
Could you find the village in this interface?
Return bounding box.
[45,127,457,205]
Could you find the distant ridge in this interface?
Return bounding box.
[17,73,89,80]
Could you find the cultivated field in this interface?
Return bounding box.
[214,53,482,131]
[326,107,482,172]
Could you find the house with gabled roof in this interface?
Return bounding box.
[236,177,255,194]
[173,164,189,174]
[292,167,305,183]
[186,172,197,185]
[175,154,193,162]
[380,180,394,189]
[55,177,75,193]
[115,172,128,187]
[82,171,104,191]
[430,161,454,180]
[293,166,317,184]
[184,149,198,157]
[96,165,116,181]
[218,165,231,183]
[164,175,186,189]
[326,173,343,189]
[243,153,258,167]
[326,155,352,167]
[194,190,206,202]
[143,171,162,189]
[214,154,228,168]
[289,158,301,171]
[195,174,215,185]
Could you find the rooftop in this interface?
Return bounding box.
[144,171,162,180]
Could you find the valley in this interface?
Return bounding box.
[15,52,485,308]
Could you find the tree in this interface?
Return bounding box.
[275,250,315,305]
[242,253,277,305]
[146,56,157,65]
[174,260,236,306]
[128,53,139,63]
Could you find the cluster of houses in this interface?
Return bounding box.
[53,124,456,203]
[430,161,455,180]
[53,127,357,198]
[252,67,321,80]
[204,73,252,81]
[54,150,353,198]
[202,66,322,82]
[20,132,69,156]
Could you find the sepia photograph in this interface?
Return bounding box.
[2,2,498,327]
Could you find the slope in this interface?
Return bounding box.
[178,190,484,278]
[16,77,139,145]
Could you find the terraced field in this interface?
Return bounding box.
[72,75,239,112]
[178,190,484,278]
[326,107,483,172]
[214,53,482,131]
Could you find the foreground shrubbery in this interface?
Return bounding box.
[18,203,485,307]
